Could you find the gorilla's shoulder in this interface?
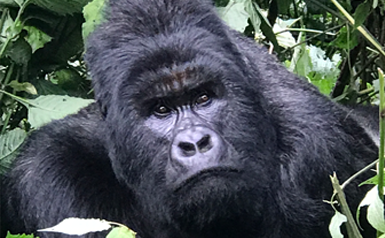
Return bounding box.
[35,102,102,138]
[16,102,107,166]
[56,102,102,129]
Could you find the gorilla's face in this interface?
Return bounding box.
[145,78,232,189]
[102,34,278,230]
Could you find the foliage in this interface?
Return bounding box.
[5,232,36,238]
[0,0,94,172]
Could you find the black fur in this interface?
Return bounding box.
[1,0,378,237]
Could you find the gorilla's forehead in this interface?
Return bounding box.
[156,66,193,94]
[119,28,236,103]
[136,61,222,99]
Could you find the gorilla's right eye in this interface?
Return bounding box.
[196,93,211,106]
[154,105,171,116]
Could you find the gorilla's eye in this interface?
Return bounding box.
[154,105,171,116]
[196,94,211,106]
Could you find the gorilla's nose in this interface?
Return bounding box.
[171,126,223,166]
[177,134,213,156]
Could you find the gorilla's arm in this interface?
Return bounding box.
[1,104,134,237]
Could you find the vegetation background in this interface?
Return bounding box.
[0,0,384,237]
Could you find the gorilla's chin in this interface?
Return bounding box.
[172,167,242,193]
[170,168,263,214]
[170,173,264,235]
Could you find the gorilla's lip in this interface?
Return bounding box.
[173,167,241,192]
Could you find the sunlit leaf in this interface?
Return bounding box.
[38,218,112,236]
[329,211,347,238]
[359,186,385,232]
[23,26,52,53]
[8,81,37,95]
[27,95,94,128]
[82,0,106,41]
[217,0,249,32]
[107,227,136,238]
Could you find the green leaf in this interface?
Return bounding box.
[329,211,347,238]
[331,26,359,50]
[306,46,340,94]
[23,26,52,53]
[27,95,94,128]
[30,78,68,96]
[107,227,136,238]
[30,0,92,15]
[289,43,312,77]
[310,77,335,95]
[5,232,36,238]
[5,36,32,65]
[53,68,83,90]
[8,80,37,95]
[367,190,385,232]
[354,0,371,28]
[217,0,249,32]
[0,128,27,175]
[244,0,260,32]
[82,0,106,41]
[0,10,14,42]
[245,1,280,52]
[360,174,383,186]
[359,186,385,232]
[273,18,300,48]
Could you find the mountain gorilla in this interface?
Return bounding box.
[1,0,378,237]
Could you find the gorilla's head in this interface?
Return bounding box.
[85,0,278,233]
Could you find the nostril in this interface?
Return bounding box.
[178,142,196,157]
[197,135,212,153]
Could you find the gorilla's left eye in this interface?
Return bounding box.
[154,105,172,116]
[196,94,211,106]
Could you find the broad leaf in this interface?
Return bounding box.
[82,0,106,41]
[0,128,27,174]
[38,218,111,236]
[27,95,94,128]
[217,0,249,32]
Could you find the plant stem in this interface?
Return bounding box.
[378,68,384,202]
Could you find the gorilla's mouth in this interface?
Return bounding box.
[173,167,241,193]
